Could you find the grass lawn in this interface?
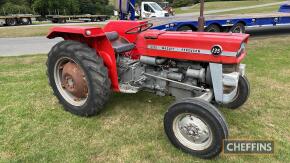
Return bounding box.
[175,0,285,14]
[0,24,104,38]
[0,34,290,162]
[217,4,280,15]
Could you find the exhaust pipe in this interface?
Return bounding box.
[140,56,167,65]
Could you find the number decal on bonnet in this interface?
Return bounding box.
[211,45,223,56]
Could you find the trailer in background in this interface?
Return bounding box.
[152,3,290,33]
[0,14,40,26]
[46,14,110,23]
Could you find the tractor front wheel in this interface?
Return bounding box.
[47,40,111,116]
[224,75,250,109]
[164,98,228,159]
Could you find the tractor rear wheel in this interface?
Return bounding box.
[164,98,228,159]
[47,40,111,116]
[224,75,250,109]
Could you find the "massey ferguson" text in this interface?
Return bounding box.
[147,45,201,54]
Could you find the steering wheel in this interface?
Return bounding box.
[125,23,153,34]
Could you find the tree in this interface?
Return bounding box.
[79,0,96,15]
[32,0,79,16]
[0,0,113,16]
[96,1,114,15]
[1,1,32,14]
[32,0,49,15]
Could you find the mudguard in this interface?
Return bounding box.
[47,26,106,39]
[47,26,120,91]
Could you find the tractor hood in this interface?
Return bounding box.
[137,30,250,64]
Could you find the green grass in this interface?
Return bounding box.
[215,4,281,15]
[1,35,290,162]
[175,0,285,14]
[0,24,104,38]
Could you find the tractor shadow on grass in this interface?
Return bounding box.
[101,92,174,115]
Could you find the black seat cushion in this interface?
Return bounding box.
[105,31,135,53]
[114,43,135,53]
[105,31,119,41]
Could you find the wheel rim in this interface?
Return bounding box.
[173,113,213,151]
[54,57,89,106]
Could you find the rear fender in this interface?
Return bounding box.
[93,38,120,92]
[47,26,120,91]
[47,26,106,39]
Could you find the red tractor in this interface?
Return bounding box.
[46,20,250,158]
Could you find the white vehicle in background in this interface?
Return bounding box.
[114,0,169,20]
[141,2,169,19]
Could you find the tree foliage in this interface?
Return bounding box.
[0,0,113,16]
[0,0,245,15]
[0,0,33,14]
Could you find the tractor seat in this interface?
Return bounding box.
[105,31,135,53]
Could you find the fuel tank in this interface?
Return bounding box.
[136,30,250,64]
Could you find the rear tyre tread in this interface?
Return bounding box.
[47,40,111,117]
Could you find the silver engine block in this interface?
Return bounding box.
[117,55,244,104]
[117,55,212,100]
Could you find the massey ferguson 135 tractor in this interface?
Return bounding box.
[46,20,250,158]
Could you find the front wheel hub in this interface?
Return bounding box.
[173,113,213,151]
